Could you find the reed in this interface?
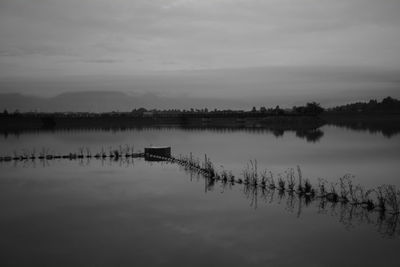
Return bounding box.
[355,186,375,210]
[297,166,304,194]
[221,169,229,183]
[260,170,268,188]
[29,149,36,160]
[250,160,258,186]
[278,174,286,191]
[85,147,91,158]
[203,154,216,178]
[113,149,120,159]
[242,163,251,185]
[266,171,276,189]
[339,175,351,203]
[286,168,296,192]
[101,147,107,158]
[304,179,314,196]
[375,185,387,212]
[228,171,235,184]
[327,183,339,202]
[385,185,400,214]
[318,178,327,196]
[347,178,359,204]
[78,147,84,158]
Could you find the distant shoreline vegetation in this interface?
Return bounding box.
[1,97,400,138]
[1,96,399,117]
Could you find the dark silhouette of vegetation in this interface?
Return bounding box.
[293,102,324,115]
[1,97,399,122]
[1,97,400,138]
[327,96,400,114]
[295,128,324,142]
[41,116,56,129]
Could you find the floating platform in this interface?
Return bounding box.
[144,146,171,161]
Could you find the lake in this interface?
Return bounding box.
[0,125,399,266]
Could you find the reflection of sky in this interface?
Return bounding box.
[0,160,399,266]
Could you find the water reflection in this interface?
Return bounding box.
[1,156,399,239]
[171,159,400,239]
[201,174,400,239]
[1,125,326,142]
[295,128,324,143]
[2,118,399,142]
[325,116,400,138]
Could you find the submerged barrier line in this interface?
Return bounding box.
[1,148,400,217]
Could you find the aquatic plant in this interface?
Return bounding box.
[286,168,296,192]
[203,154,216,178]
[78,147,84,157]
[339,175,351,203]
[260,170,268,188]
[385,185,400,214]
[355,186,375,210]
[304,179,314,196]
[30,148,36,160]
[375,185,387,212]
[266,171,276,189]
[101,147,107,158]
[221,169,229,183]
[347,178,359,204]
[85,147,91,158]
[242,163,251,185]
[326,183,339,202]
[278,174,286,191]
[250,160,258,186]
[228,171,235,184]
[297,166,304,193]
[318,178,327,196]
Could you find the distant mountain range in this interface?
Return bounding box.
[2,66,400,112]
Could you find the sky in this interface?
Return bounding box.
[0,0,400,107]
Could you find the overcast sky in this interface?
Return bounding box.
[0,0,399,105]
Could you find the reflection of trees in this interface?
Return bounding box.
[324,116,400,138]
[330,121,400,138]
[1,123,327,143]
[3,118,400,140]
[295,129,324,143]
[272,129,284,138]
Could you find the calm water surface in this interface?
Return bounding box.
[0,126,399,266]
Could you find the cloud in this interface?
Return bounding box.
[0,0,399,81]
[81,59,122,64]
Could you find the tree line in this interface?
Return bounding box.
[1,97,399,118]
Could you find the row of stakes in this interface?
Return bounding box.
[0,152,144,162]
[1,149,399,215]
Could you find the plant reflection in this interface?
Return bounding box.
[201,174,400,239]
